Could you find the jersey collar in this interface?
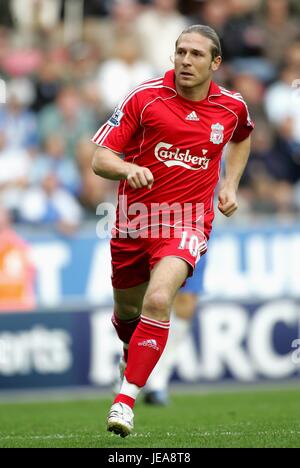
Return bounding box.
[163,69,222,99]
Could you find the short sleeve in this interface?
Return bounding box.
[230,101,254,143]
[91,93,141,153]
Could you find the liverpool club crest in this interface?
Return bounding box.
[210,123,224,145]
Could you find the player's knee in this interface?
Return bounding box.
[142,290,171,321]
[114,301,139,320]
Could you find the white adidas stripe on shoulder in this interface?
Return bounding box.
[92,79,164,145]
[220,86,243,98]
[118,79,164,111]
[220,88,246,104]
[220,86,241,94]
[220,90,244,101]
[219,87,252,125]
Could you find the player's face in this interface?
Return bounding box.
[174,33,221,89]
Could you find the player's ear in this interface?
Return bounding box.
[169,54,175,65]
[211,56,222,72]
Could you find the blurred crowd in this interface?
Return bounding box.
[0,0,300,233]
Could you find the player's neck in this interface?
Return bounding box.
[175,79,211,102]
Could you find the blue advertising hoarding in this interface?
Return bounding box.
[0,301,299,390]
[1,224,299,390]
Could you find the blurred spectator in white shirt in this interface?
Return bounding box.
[264,65,300,147]
[10,0,62,33]
[136,0,188,74]
[97,38,155,112]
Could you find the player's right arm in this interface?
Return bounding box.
[91,88,154,190]
[92,148,154,189]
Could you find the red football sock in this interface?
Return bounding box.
[113,393,135,408]
[124,315,170,388]
[111,312,140,362]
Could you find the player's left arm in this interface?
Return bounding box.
[218,135,251,217]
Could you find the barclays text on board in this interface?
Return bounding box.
[0,301,299,389]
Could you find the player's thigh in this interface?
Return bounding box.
[142,256,190,320]
[113,281,148,319]
[174,292,198,320]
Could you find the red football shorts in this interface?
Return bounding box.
[110,226,207,290]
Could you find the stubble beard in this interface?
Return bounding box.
[177,72,212,93]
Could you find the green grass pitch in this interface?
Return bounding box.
[0,388,299,448]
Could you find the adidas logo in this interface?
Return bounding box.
[186,111,200,121]
[138,339,159,351]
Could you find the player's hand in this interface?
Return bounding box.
[218,187,238,217]
[126,163,154,190]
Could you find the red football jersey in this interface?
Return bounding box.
[92,69,254,240]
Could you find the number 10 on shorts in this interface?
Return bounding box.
[178,231,201,257]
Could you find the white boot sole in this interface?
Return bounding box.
[107,418,132,438]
